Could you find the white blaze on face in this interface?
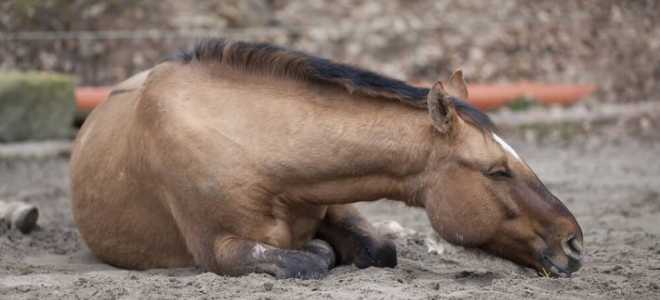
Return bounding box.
[492,133,521,161]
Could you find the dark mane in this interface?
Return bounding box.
[170,39,494,132]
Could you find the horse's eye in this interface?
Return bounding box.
[485,166,512,179]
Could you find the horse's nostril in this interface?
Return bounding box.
[562,235,583,260]
[569,236,582,254]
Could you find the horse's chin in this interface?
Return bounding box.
[481,245,580,278]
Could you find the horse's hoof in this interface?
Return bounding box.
[354,238,397,269]
[302,239,336,269]
[275,252,330,280]
[11,205,39,234]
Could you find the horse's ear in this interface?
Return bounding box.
[427,80,458,135]
[445,69,469,100]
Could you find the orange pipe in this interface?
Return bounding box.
[75,87,111,111]
[468,83,596,110]
[75,83,596,112]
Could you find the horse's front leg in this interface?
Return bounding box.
[211,236,336,279]
[316,204,397,268]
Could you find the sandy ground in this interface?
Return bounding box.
[1,121,659,299]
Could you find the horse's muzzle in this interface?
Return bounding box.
[537,237,583,277]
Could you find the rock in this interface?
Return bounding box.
[263,282,274,291]
[0,200,39,234]
[0,218,9,235]
[0,72,75,142]
[424,234,445,255]
[373,220,416,239]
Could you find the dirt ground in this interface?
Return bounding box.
[1,113,660,299]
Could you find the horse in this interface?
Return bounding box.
[70,39,583,279]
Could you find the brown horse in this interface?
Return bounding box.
[70,39,583,279]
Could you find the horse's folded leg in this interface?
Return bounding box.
[316,204,397,269]
[212,236,331,280]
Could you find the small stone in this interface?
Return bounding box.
[263,282,274,291]
[74,278,88,286]
[424,235,445,255]
[373,220,416,239]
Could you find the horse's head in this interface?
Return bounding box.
[420,70,583,277]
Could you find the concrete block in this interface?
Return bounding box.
[0,72,75,142]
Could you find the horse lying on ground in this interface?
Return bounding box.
[71,39,583,279]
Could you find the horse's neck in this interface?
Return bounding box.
[281,88,433,206]
[187,67,433,206]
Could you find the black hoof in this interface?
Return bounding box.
[302,239,336,269]
[275,251,330,280]
[354,238,397,269]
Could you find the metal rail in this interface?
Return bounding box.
[0,28,295,41]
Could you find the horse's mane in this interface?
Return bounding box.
[170,39,494,132]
